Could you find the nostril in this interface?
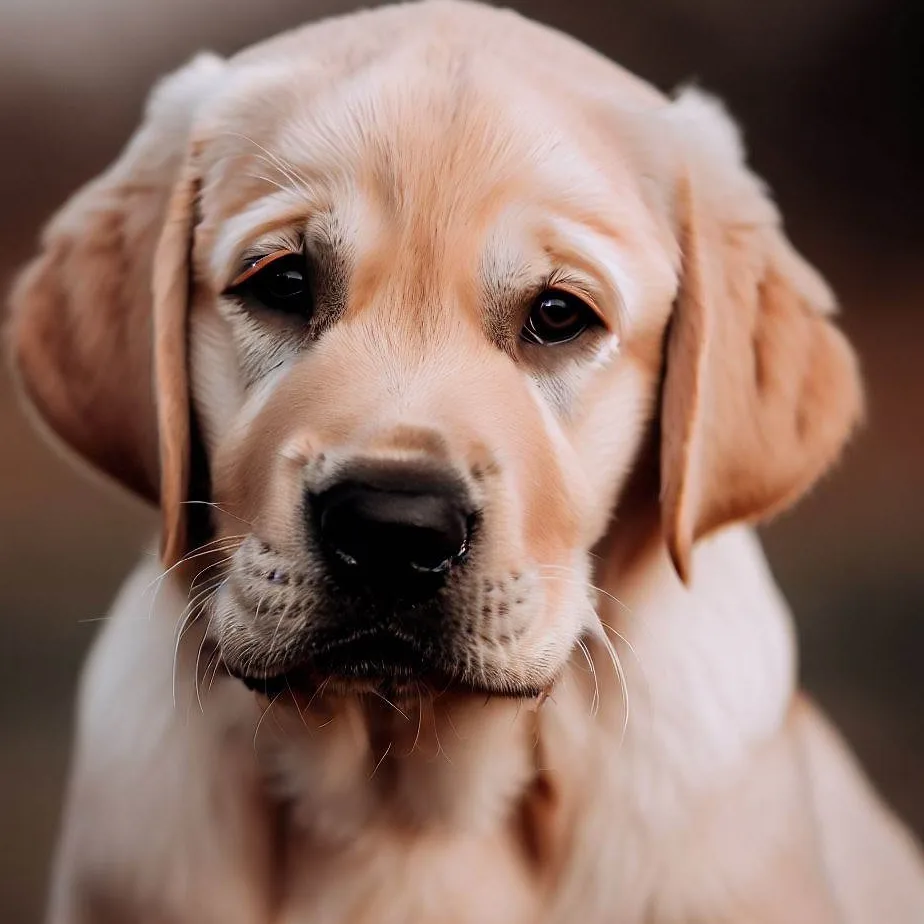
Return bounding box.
[310,473,472,591]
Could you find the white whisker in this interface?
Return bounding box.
[253,692,283,750]
[369,741,393,780]
[143,535,246,596]
[172,577,224,708]
[206,648,225,694]
[188,555,236,594]
[245,173,292,194]
[537,565,632,612]
[225,132,312,195]
[594,627,630,744]
[194,610,217,714]
[409,684,424,757]
[598,619,646,674]
[285,676,311,731]
[304,677,332,713]
[445,706,464,740]
[179,501,255,528]
[368,689,410,721]
[144,536,245,624]
[575,637,600,717]
[265,595,289,664]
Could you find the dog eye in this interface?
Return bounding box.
[521,290,599,346]
[227,253,313,317]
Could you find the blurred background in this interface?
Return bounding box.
[1,0,922,920]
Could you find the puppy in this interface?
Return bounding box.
[10,2,924,921]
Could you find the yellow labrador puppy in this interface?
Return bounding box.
[10,2,924,921]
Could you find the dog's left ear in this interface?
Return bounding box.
[8,54,224,566]
[659,90,863,582]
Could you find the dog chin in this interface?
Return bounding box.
[225,636,547,705]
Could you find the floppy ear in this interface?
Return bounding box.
[7,53,223,565]
[660,91,863,582]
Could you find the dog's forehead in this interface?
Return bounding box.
[194,4,678,323]
[202,49,612,213]
[229,1,666,113]
[200,0,668,205]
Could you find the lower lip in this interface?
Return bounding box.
[230,632,434,700]
[238,664,420,700]
[226,632,545,700]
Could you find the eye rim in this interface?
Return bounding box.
[225,250,313,318]
[520,287,602,347]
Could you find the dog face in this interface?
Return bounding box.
[9,2,862,702]
[188,47,677,697]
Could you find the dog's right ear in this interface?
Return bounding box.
[7,53,224,564]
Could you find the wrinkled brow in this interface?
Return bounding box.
[206,190,353,334]
[480,212,630,353]
[208,190,311,285]
[207,182,357,286]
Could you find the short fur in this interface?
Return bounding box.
[8,2,923,922]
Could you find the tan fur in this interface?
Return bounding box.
[661,149,863,581]
[8,3,922,922]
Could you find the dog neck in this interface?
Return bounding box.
[253,686,540,845]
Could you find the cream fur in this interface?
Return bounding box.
[9,3,923,922]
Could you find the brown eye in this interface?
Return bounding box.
[521,289,598,346]
[228,253,313,318]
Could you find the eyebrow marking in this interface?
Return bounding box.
[541,216,631,327]
[209,190,315,286]
[216,210,353,381]
[479,203,632,359]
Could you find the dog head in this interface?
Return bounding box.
[8,1,861,701]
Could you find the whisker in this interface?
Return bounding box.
[194,610,217,714]
[537,565,632,612]
[593,626,630,745]
[538,565,641,732]
[445,706,464,741]
[285,675,311,731]
[172,577,225,708]
[253,692,283,750]
[265,595,289,661]
[369,741,393,780]
[575,637,600,717]
[225,132,312,195]
[598,620,646,674]
[206,648,225,694]
[179,501,255,528]
[432,705,452,765]
[143,535,246,620]
[188,555,236,594]
[146,534,247,587]
[77,614,151,624]
[368,688,410,721]
[144,542,240,625]
[251,152,307,194]
[600,619,651,725]
[304,676,332,712]
[409,683,424,756]
[244,173,292,194]
[513,697,524,727]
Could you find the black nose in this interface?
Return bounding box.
[310,467,472,596]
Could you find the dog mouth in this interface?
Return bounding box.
[226,629,541,700]
[227,629,452,700]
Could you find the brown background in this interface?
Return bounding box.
[1,1,922,921]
